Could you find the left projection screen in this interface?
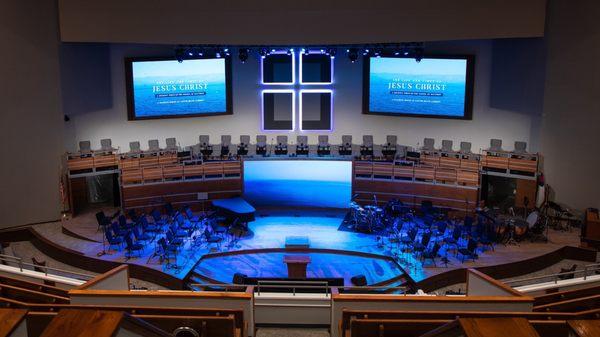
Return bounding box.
[243,160,352,209]
[125,57,231,120]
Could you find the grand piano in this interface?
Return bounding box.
[211,197,256,229]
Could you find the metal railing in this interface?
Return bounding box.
[0,254,94,281]
[188,281,410,295]
[505,263,600,287]
[256,280,331,296]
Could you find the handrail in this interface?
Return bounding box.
[0,254,94,280]
[505,263,600,286]
[256,280,330,296]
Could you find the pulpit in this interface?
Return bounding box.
[283,255,311,278]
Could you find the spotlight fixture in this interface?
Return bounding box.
[259,48,268,58]
[175,48,185,63]
[362,48,370,56]
[347,48,359,63]
[414,47,424,63]
[328,48,337,57]
[238,48,249,63]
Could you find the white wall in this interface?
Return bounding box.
[63,40,540,154]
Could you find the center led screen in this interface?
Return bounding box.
[243,160,352,209]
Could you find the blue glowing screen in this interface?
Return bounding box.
[130,58,227,118]
[243,160,352,209]
[368,57,469,117]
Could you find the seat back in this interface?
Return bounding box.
[362,135,373,147]
[386,135,397,146]
[199,135,210,146]
[441,140,453,152]
[490,138,503,151]
[100,139,113,151]
[129,141,141,153]
[240,135,250,146]
[166,137,177,150]
[221,135,231,147]
[423,138,435,151]
[297,135,308,146]
[256,135,267,146]
[79,140,92,153]
[514,141,527,153]
[460,141,472,153]
[318,135,329,146]
[148,139,160,152]
[342,135,352,147]
[276,135,288,146]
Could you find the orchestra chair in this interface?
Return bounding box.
[489,138,503,152]
[221,135,232,156]
[100,138,116,154]
[441,140,454,153]
[238,135,250,156]
[129,141,142,155]
[296,135,309,156]
[381,135,397,157]
[256,135,267,156]
[422,138,435,152]
[460,141,472,154]
[360,135,374,157]
[148,139,161,154]
[199,135,213,156]
[317,135,331,156]
[275,135,288,155]
[165,137,178,152]
[514,141,528,154]
[339,135,353,156]
[79,140,92,156]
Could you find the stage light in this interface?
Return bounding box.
[175,48,185,63]
[404,51,409,56]
[238,48,249,63]
[188,51,193,56]
[348,48,359,63]
[216,52,221,58]
[415,47,424,63]
[328,48,337,57]
[362,49,370,56]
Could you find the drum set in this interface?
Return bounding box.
[349,201,386,233]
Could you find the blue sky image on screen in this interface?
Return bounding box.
[243,161,352,209]
[369,57,467,117]
[132,59,226,117]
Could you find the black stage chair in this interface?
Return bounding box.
[296,135,309,156]
[317,135,330,156]
[105,229,123,250]
[274,136,288,155]
[256,135,267,156]
[381,135,397,157]
[338,135,353,156]
[199,135,213,157]
[238,135,250,156]
[422,243,441,267]
[458,238,479,262]
[220,135,231,156]
[125,232,144,258]
[558,264,578,280]
[360,135,374,156]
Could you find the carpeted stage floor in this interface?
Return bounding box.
[47,206,582,287]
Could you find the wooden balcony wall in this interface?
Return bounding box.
[353,162,479,187]
[120,161,242,186]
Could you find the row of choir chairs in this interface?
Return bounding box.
[76,135,530,159]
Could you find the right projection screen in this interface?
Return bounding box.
[364,56,474,119]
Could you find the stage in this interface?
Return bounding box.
[43,205,584,289]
